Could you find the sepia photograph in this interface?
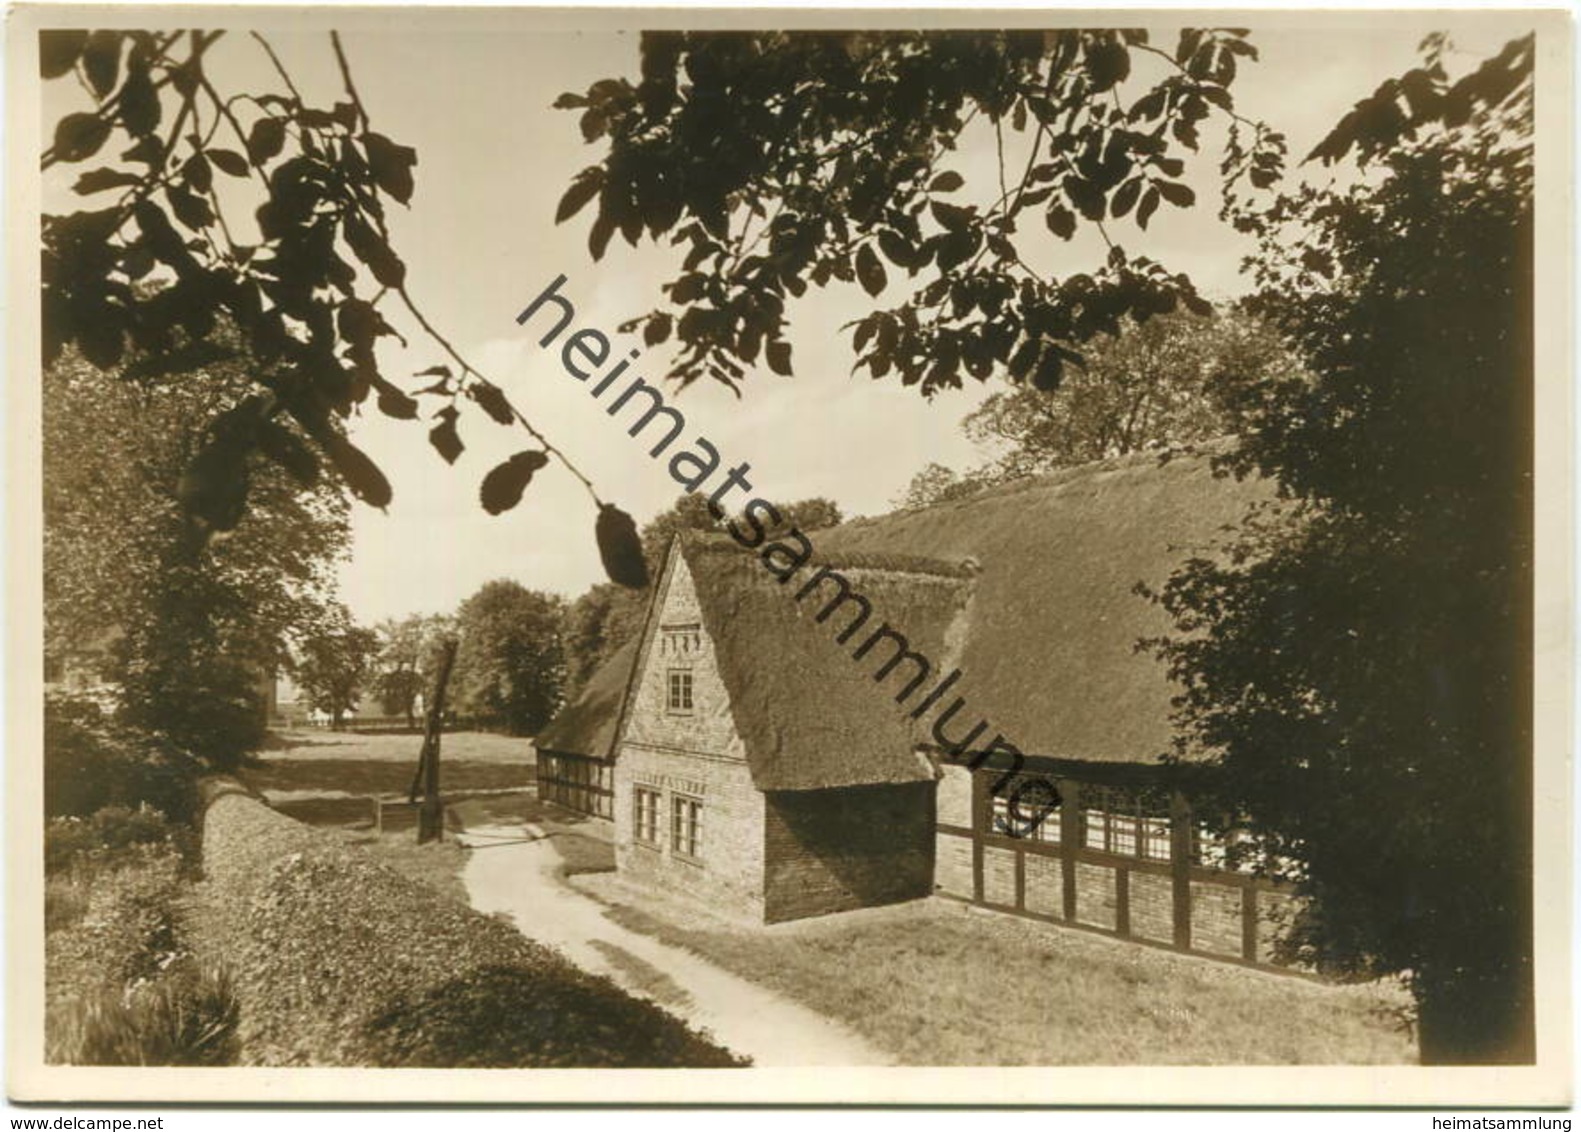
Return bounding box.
[5,3,1573,1108]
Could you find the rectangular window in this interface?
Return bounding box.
[633,787,660,846]
[990,787,1061,842]
[667,669,694,713]
[1139,816,1172,861]
[671,794,702,859]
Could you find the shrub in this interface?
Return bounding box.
[45,693,200,822]
[49,960,239,1066]
[45,807,196,876]
[197,791,745,1067]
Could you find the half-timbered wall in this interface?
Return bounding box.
[940,761,1304,974]
[536,751,613,818]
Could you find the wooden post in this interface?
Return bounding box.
[1242,883,1259,963]
[416,638,459,845]
[970,766,986,903]
[372,796,382,836]
[1170,790,1193,951]
[1059,778,1079,922]
[1115,866,1131,938]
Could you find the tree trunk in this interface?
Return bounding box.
[416,638,458,844]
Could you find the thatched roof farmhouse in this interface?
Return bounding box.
[538,447,1301,967]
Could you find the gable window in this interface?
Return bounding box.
[633,787,660,846]
[666,669,694,713]
[671,795,702,860]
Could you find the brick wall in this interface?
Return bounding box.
[981,844,1016,907]
[1022,853,1063,917]
[1074,861,1117,930]
[1190,880,1243,956]
[935,830,973,897]
[617,745,765,918]
[615,548,765,918]
[621,552,746,760]
[762,782,934,923]
[1129,870,1174,944]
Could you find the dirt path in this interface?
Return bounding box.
[456,823,892,1066]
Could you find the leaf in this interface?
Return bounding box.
[414,364,453,379]
[324,431,393,509]
[1085,40,1130,93]
[119,59,160,135]
[596,504,648,589]
[1045,204,1076,240]
[363,131,417,205]
[855,243,887,297]
[344,215,406,288]
[930,200,972,231]
[766,340,792,376]
[208,148,250,177]
[247,117,286,165]
[1111,177,1143,219]
[556,169,603,224]
[54,113,112,163]
[876,228,915,270]
[1156,180,1196,208]
[577,206,617,259]
[178,434,252,532]
[929,170,965,192]
[256,419,320,487]
[643,312,673,346]
[374,379,419,420]
[429,408,464,464]
[1031,346,1065,392]
[1136,186,1161,230]
[467,382,515,426]
[81,31,121,99]
[182,151,212,195]
[167,185,214,230]
[73,167,142,195]
[40,30,87,79]
[479,450,550,515]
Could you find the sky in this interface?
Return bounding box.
[48,15,1523,624]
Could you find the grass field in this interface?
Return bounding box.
[239,730,535,829]
[574,875,1417,1066]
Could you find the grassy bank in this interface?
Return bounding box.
[574,875,1416,1066]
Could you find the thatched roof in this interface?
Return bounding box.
[815,445,1268,764]
[534,638,638,759]
[674,535,968,791]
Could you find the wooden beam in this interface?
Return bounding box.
[971,766,986,904]
[1059,778,1079,922]
[1242,882,1259,963]
[1170,790,1193,951]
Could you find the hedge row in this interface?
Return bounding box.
[196,783,745,1067]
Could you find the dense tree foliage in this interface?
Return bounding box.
[292,609,381,728]
[452,582,567,736]
[371,614,456,726]
[559,29,1285,394]
[40,30,646,581]
[962,309,1293,472]
[1146,34,1534,1064]
[895,308,1295,507]
[44,341,350,771]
